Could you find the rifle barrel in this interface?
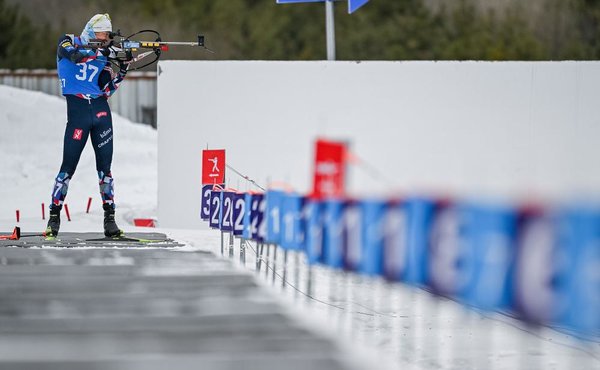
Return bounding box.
[161,41,200,46]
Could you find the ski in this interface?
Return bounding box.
[0,229,181,247]
[85,235,164,243]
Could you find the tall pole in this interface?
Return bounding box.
[325,0,336,60]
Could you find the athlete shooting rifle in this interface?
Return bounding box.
[82,29,213,70]
[46,13,210,239]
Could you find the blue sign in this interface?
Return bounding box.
[556,206,600,336]
[220,191,236,232]
[383,198,450,286]
[200,184,212,221]
[266,190,285,244]
[459,203,516,311]
[513,209,558,325]
[232,193,246,236]
[305,199,325,265]
[280,193,306,251]
[360,199,387,276]
[276,0,370,14]
[427,204,465,297]
[244,193,266,242]
[348,0,369,14]
[242,193,253,240]
[341,201,363,272]
[382,201,407,282]
[323,199,347,269]
[209,190,222,229]
[276,0,323,3]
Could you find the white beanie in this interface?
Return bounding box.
[89,13,112,32]
[81,13,112,44]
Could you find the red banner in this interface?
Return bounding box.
[202,149,226,185]
[312,139,347,199]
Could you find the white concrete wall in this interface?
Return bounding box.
[157,60,600,229]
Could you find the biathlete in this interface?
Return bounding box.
[46,13,129,237]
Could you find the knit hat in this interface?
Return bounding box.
[80,13,112,44]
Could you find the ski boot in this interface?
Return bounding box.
[45,205,62,237]
[103,203,123,237]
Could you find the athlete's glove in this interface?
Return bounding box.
[118,60,129,77]
[99,46,120,60]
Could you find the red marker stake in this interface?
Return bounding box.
[42,203,46,220]
[16,210,20,223]
[64,204,71,222]
[86,197,92,214]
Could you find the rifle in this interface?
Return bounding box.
[81,29,214,70]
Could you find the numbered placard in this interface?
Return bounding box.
[200,184,213,220]
[220,191,235,232]
[555,206,600,335]
[232,193,246,236]
[342,201,363,272]
[209,190,222,229]
[360,199,388,276]
[427,204,465,297]
[323,199,346,269]
[266,190,284,244]
[459,203,516,311]
[513,209,558,325]
[243,193,265,242]
[305,199,325,265]
[382,200,408,282]
[383,198,438,285]
[243,193,253,240]
[280,193,306,251]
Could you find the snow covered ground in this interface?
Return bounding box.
[1,84,599,369]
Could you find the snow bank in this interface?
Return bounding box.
[0,85,157,231]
